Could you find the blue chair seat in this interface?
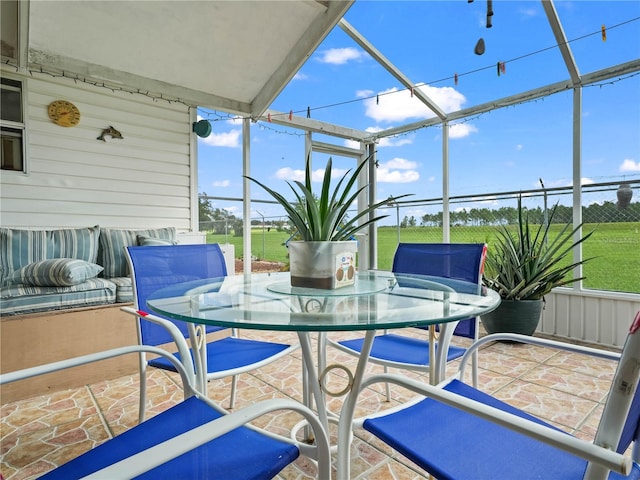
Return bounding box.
[150,336,292,372]
[358,311,640,480]
[364,378,640,479]
[339,333,466,366]
[41,396,299,480]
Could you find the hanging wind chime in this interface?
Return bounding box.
[617,183,633,209]
[471,0,493,56]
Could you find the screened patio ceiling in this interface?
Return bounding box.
[14,1,639,133]
[16,0,354,118]
[7,0,639,269]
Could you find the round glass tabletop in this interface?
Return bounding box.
[266,275,390,297]
[146,271,501,332]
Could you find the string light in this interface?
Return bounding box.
[3,60,195,108]
[5,15,637,129]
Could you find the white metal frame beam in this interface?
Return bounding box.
[338,18,447,120]
[372,59,640,140]
[260,109,369,141]
[542,0,581,85]
[251,1,354,117]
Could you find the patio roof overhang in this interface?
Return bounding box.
[17,0,353,118]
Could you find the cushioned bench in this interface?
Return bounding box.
[0,226,176,316]
[0,225,181,402]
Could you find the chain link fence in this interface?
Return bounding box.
[200,180,639,293]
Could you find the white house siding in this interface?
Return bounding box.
[0,72,194,231]
[540,290,640,349]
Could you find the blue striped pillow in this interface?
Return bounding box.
[0,226,100,284]
[98,227,176,278]
[8,259,104,287]
[0,228,49,283]
[136,235,177,246]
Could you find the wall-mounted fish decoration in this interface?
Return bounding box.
[97,126,123,142]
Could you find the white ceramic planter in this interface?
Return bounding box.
[288,240,357,289]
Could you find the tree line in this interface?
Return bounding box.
[200,194,638,234]
[404,201,638,228]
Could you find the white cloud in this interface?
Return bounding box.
[539,178,595,188]
[378,136,413,147]
[519,7,539,17]
[317,47,366,65]
[201,129,241,147]
[581,177,595,186]
[449,123,478,139]
[367,127,414,147]
[274,166,348,183]
[212,180,230,187]
[377,157,420,183]
[381,157,417,170]
[356,89,374,98]
[377,169,420,183]
[363,85,467,123]
[343,127,413,149]
[620,158,640,172]
[293,72,308,81]
[343,139,360,150]
[516,144,523,151]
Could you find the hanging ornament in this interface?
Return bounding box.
[500,62,506,75]
[307,106,311,118]
[267,113,272,123]
[486,0,494,28]
[454,73,459,86]
[617,183,633,209]
[474,38,485,55]
[376,94,379,105]
[192,119,212,138]
[410,87,414,97]
[601,24,607,41]
[289,110,293,121]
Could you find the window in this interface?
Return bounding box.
[1,76,24,172]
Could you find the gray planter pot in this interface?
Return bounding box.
[288,240,357,289]
[480,298,543,336]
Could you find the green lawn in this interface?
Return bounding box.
[206,221,640,294]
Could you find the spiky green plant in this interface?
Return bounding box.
[484,196,595,300]
[245,154,410,241]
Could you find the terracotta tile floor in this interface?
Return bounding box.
[1,328,620,479]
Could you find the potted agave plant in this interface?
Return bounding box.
[481,196,594,335]
[246,153,409,289]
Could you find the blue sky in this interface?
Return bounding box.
[197,0,640,222]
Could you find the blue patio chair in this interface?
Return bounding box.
[327,243,486,395]
[0,345,330,479]
[338,311,640,480]
[122,243,297,421]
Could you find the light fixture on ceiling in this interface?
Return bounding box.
[192,119,212,138]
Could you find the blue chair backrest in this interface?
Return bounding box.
[126,244,228,346]
[614,312,640,455]
[392,243,486,338]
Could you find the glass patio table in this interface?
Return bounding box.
[146,270,500,479]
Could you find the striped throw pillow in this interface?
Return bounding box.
[8,258,104,287]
